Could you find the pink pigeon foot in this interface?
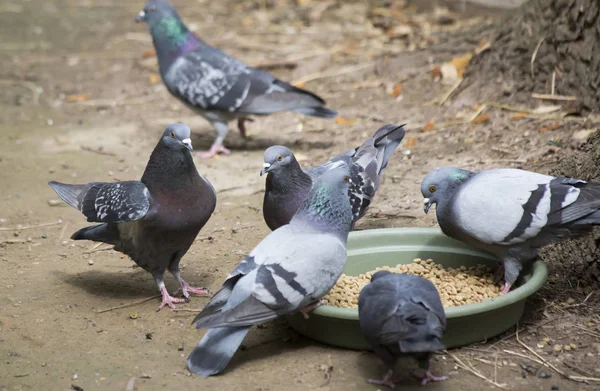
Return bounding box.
[172,280,211,299]
[196,144,231,158]
[299,299,327,320]
[414,370,448,386]
[367,369,396,389]
[500,282,512,295]
[158,286,187,311]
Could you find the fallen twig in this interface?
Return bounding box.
[446,350,507,388]
[0,220,62,232]
[96,295,161,313]
[81,145,116,156]
[438,78,463,105]
[172,308,201,313]
[59,222,69,242]
[531,93,577,101]
[292,62,375,87]
[515,328,599,383]
[0,79,41,104]
[0,239,27,244]
[530,38,545,77]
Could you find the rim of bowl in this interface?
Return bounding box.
[312,228,549,320]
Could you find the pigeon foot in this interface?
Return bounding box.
[299,299,327,319]
[500,282,512,295]
[366,369,396,389]
[196,144,231,158]
[412,370,448,386]
[174,280,211,299]
[237,118,254,139]
[158,286,187,311]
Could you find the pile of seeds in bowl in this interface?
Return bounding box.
[323,258,502,309]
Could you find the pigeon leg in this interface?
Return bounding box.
[500,257,521,295]
[196,122,231,158]
[366,369,396,389]
[412,356,448,385]
[168,262,211,298]
[492,264,505,285]
[500,282,512,294]
[237,117,254,139]
[154,274,187,311]
[413,370,448,386]
[298,299,327,319]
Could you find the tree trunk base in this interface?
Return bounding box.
[459,0,600,113]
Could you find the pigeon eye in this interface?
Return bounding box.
[277,156,283,161]
[169,131,175,139]
[343,176,349,183]
[429,185,436,193]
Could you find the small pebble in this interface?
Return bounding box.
[553,344,562,352]
[539,371,551,379]
[88,260,94,266]
[178,345,184,351]
[551,386,559,390]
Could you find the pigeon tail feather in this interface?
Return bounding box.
[48,181,88,210]
[372,124,406,174]
[70,223,119,244]
[291,106,337,118]
[187,326,250,377]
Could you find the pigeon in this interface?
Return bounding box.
[186,165,353,377]
[136,0,337,158]
[421,167,600,294]
[48,123,216,310]
[261,124,405,231]
[358,270,447,388]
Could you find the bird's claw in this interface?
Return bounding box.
[158,288,187,311]
[366,370,396,389]
[299,300,327,319]
[412,370,448,386]
[196,144,230,158]
[500,282,512,295]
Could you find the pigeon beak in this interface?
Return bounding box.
[135,10,146,23]
[260,162,271,176]
[182,138,193,152]
[423,198,432,214]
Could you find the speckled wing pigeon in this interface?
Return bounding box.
[261,124,405,231]
[358,271,447,388]
[421,167,600,293]
[49,123,216,310]
[136,0,337,158]
[187,165,353,377]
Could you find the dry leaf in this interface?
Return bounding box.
[450,52,472,78]
[539,122,562,132]
[440,63,459,84]
[391,82,403,98]
[293,81,305,88]
[431,65,441,78]
[66,93,91,103]
[335,117,356,126]
[149,73,160,84]
[474,39,491,54]
[386,24,412,38]
[511,112,528,120]
[471,114,490,124]
[420,120,435,132]
[404,136,417,148]
[142,49,156,58]
[532,105,561,114]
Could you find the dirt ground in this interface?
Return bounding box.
[1,1,599,390]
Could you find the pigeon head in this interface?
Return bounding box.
[261,146,295,176]
[370,270,393,282]
[161,123,193,152]
[421,167,472,214]
[136,0,178,25]
[293,164,353,236]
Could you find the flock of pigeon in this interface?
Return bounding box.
[44,0,600,387]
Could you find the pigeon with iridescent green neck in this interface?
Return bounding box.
[187,165,353,377]
[136,0,337,158]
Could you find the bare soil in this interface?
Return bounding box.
[1,1,599,391]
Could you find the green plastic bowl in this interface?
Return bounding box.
[286,228,548,350]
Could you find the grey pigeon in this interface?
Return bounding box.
[261,124,405,231]
[421,167,600,294]
[358,270,447,388]
[136,0,337,158]
[48,123,216,310]
[187,165,353,376]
